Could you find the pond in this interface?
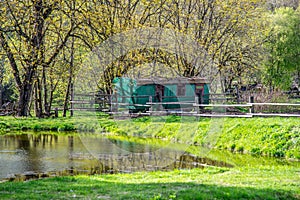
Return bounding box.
[1,132,298,182]
[0,133,233,181]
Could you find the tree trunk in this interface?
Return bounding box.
[34,78,44,118]
[18,82,34,116]
[0,79,2,108]
[0,59,3,108]
[63,78,72,117]
[16,65,36,117]
[34,82,40,117]
[38,78,43,117]
[48,89,54,116]
[63,36,75,117]
[42,66,50,116]
[70,83,74,117]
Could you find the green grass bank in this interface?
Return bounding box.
[0,115,299,159]
[100,116,300,159]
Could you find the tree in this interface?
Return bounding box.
[0,55,17,108]
[135,0,267,92]
[0,0,79,116]
[267,0,299,10]
[263,7,300,90]
[91,0,267,93]
[0,0,271,115]
[0,55,4,107]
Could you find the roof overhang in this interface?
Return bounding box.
[137,77,209,85]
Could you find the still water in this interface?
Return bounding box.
[0,133,232,181]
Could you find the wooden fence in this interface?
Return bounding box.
[69,93,300,118]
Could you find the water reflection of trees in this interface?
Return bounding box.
[17,134,59,172]
[1,134,59,173]
[108,138,159,153]
[0,134,233,179]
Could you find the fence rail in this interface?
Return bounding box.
[70,94,300,117]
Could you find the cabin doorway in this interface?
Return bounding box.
[155,85,164,102]
[195,84,204,103]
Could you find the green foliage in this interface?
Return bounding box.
[0,0,270,116]
[263,7,300,89]
[0,78,17,104]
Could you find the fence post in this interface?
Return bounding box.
[195,96,199,114]
[249,96,254,113]
[199,94,204,112]
[109,94,113,112]
[235,85,240,104]
[149,96,153,113]
[115,92,119,113]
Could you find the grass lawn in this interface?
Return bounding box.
[0,165,299,200]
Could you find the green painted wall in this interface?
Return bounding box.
[113,77,210,112]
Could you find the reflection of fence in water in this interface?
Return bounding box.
[70,151,233,174]
[98,151,183,172]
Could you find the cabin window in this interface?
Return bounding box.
[195,84,204,97]
[177,84,185,96]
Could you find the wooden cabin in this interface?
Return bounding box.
[113,77,210,112]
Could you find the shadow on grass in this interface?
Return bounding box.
[0,176,298,200]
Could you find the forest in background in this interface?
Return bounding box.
[0,0,300,117]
